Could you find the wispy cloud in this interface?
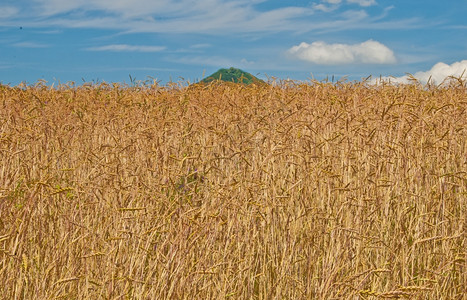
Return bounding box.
[190,44,211,49]
[347,0,376,7]
[287,40,396,65]
[313,0,376,14]
[379,60,467,84]
[167,55,239,68]
[320,0,376,7]
[0,62,12,69]
[0,6,18,19]
[13,41,49,48]
[87,66,180,73]
[313,3,338,12]
[0,0,415,35]
[172,44,212,54]
[87,44,166,52]
[21,0,312,33]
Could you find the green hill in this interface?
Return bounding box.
[201,67,264,85]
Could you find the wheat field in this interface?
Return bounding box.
[0,79,465,299]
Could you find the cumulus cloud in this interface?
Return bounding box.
[379,60,467,84]
[287,40,396,65]
[87,44,166,52]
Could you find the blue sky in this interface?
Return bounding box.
[0,0,466,85]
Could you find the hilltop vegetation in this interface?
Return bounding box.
[0,80,465,299]
[201,67,264,84]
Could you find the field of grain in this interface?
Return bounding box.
[0,80,465,299]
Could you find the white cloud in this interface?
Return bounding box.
[378,60,467,84]
[0,0,419,35]
[190,44,211,49]
[287,40,396,65]
[240,58,255,65]
[167,55,237,68]
[0,6,18,19]
[27,0,313,31]
[341,9,368,20]
[347,0,376,7]
[13,42,49,48]
[0,63,12,69]
[168,55,258,70]
[313,4,338,12]
[320,0,376,8]
[87,44,166,52]
[0,0,313,34]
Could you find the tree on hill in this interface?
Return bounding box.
[201,67,264,85]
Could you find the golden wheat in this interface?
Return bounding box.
[0,79,465,299]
